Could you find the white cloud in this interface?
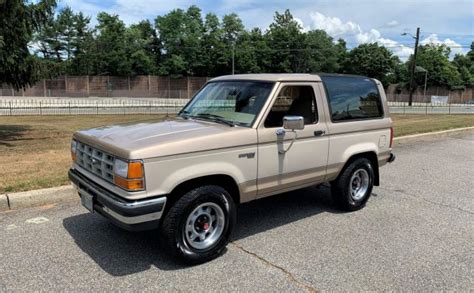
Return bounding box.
[294,17,309,32]
[385,20,399,27]
[309,12,361,37]
[306,12,414,60]
[421,33,467,57]
[378,37,414,60]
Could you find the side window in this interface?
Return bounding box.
[321,76,384,122]
[264,85,317,128]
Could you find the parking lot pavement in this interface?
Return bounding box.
[1,132,473,292]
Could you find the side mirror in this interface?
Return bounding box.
[283,116,304,131]
[277,116,304,155]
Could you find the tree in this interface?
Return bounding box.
[265,10,306,73]
[344,43,398,86]
[94,12,130,75]
[201,13,226,76]
[411,44,463,88]
[67,12,94,75]
[221,13,245,74]
[304,30,340,73]
[155,6,206,77]
[0,0,57,89]
[234,28,270,74]
[125,20,159,75]
[34,7,93,75]
[335,39,348,73]
[452,43,473,87]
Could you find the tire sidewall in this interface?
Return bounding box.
[172,186,236,263]
[344,159,374,208]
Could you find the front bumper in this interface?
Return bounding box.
[68,168,166,231]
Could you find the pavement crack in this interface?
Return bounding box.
[379,187,474,215]
[230,242,318,292]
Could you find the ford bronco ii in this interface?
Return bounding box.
[69,74,395,263]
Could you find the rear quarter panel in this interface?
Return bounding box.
[319,79,393,181]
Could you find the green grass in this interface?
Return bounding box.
[0,114,472,193]
[391,114,474,137]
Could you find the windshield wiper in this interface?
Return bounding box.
[192,113,236,127]
[178,110,192,119]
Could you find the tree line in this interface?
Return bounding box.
[1,0,473,90]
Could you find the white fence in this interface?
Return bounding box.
[0,98,473,116]
[0,98,189,116]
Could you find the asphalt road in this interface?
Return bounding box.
[1,132,473,292]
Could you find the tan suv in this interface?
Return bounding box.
[69,74,395,263]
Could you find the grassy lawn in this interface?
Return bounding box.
[0,115,170,193]
[391,114,474,137]
[1,114,473,194]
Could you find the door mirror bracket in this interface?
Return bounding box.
[276,116,304,154]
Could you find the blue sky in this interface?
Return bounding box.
[58,0,473,59]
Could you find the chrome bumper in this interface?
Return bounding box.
[69,168,166,231]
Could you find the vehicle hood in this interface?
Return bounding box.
[73,118,257,159]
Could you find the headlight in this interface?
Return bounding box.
[113,159,145,191]
[71,140,77,161]
[113,159,129,178]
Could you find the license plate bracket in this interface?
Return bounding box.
[79,190,94,213]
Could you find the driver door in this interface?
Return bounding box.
[256,82,329,198]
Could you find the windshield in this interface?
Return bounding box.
[179,81,275,127]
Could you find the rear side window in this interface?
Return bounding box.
[321,76,383,122]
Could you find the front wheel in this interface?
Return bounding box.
[331,158,374,211]
[161,185,236,264]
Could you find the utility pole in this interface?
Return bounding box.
[231,43,235,75]
[407,27,420,106]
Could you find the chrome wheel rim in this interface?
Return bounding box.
[349,169,369,201]
[184,202,225,250]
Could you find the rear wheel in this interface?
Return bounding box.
[161,185,236,264]
[331,158,374,211]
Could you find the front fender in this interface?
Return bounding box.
[143,146,258,201]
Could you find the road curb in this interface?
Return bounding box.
[0,185,76,212]
[394,126,474,143]
[0,194,9,210]
[1,126,472,212]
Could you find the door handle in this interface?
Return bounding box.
[314,130,325,137]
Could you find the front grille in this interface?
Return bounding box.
[75,141,115,183]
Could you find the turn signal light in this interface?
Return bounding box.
[71,140,77,161]
[127,161,144,179]
[114,176,144,191]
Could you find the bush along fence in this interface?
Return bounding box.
[0,98,473,116]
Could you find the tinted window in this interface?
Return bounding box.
[321,76,383,121]
[264,86,317,128]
